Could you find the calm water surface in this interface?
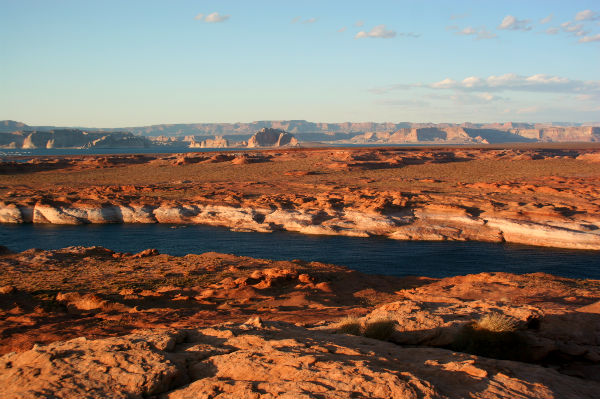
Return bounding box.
[1,224,598,279]
[0,143,433,158]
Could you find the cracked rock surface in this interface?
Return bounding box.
[2,320,600,399]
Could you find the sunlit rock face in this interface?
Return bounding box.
[247,128,298,148]
[0,129,151,149]
[2,321,600,399]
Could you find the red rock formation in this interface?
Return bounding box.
[0,247,599,396]
[247,128,299,148]
[1,147,600,249]
[1,321,600,398]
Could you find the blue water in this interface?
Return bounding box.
[0,147,235,158]
[0,143,437,158]
[1,224,598,279]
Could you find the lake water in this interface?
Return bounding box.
[1,224,599,279]
[0,147,230,158]
[0,143,435,159]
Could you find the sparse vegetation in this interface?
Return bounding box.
[476,312,518,333]
[451,312,531,361]
[363,318,397,341]
[336,316,362,336]
[336,316,397,341]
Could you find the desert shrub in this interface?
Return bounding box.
[451,313,531,361]
[363,318,397,341]
[336,316,362,336]
[476,312,518,333]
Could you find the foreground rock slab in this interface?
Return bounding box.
[2,320,599,399]
[1,246,599,383]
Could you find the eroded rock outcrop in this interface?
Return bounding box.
[2,198,598,249]
[0,129,151,149]
[247,128,298,148]
[2,147,600,250]
[188,136,229,148]
[2,321,599,399]
[1,246,599,394]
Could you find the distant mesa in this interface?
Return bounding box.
[0,120,28,132]
[0,128,151,149]
[247,128,299,148]
[188,136,230,149]
[2,120,600,149]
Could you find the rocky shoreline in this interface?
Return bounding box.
[1,200,599,250]
[2,146,600,250]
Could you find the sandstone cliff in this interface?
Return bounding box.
[3,120,600,145]
[247,128,299,148]
[110,120,600,143]
[188,136,229,148]
[512,126,600,142]
[0,129,151,149]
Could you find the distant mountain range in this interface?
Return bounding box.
[1,120,599,149]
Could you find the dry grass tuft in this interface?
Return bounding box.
[336,316,362,336]
[363,318,397,341]
[476,312,518,333]
[451,312,530,361]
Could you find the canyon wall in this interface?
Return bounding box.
[3,120,599,145]
[0,129,151,149]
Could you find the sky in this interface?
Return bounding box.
[1,0,599,127]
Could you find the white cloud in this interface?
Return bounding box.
[575,10,600,21]
[455,26,497,40]
[355,25,397,39]
[195,12,230,23]
[498,15,532,31]
[545,27,560,35]
[431,78,456,89]
[429,74,600,94]
[462,76,483,87]
[540,14,553,24]
[563,22,584,32]
[560,21,589,37]
[337,26,347,33]
[478,92,497,102]
[291,16,300,24]
[579,33,600,42]
[355,20,364,27]
[373,74,600,96]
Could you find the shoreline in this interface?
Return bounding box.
[1,201,599,250]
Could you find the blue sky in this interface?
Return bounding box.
[1,0,599,126]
